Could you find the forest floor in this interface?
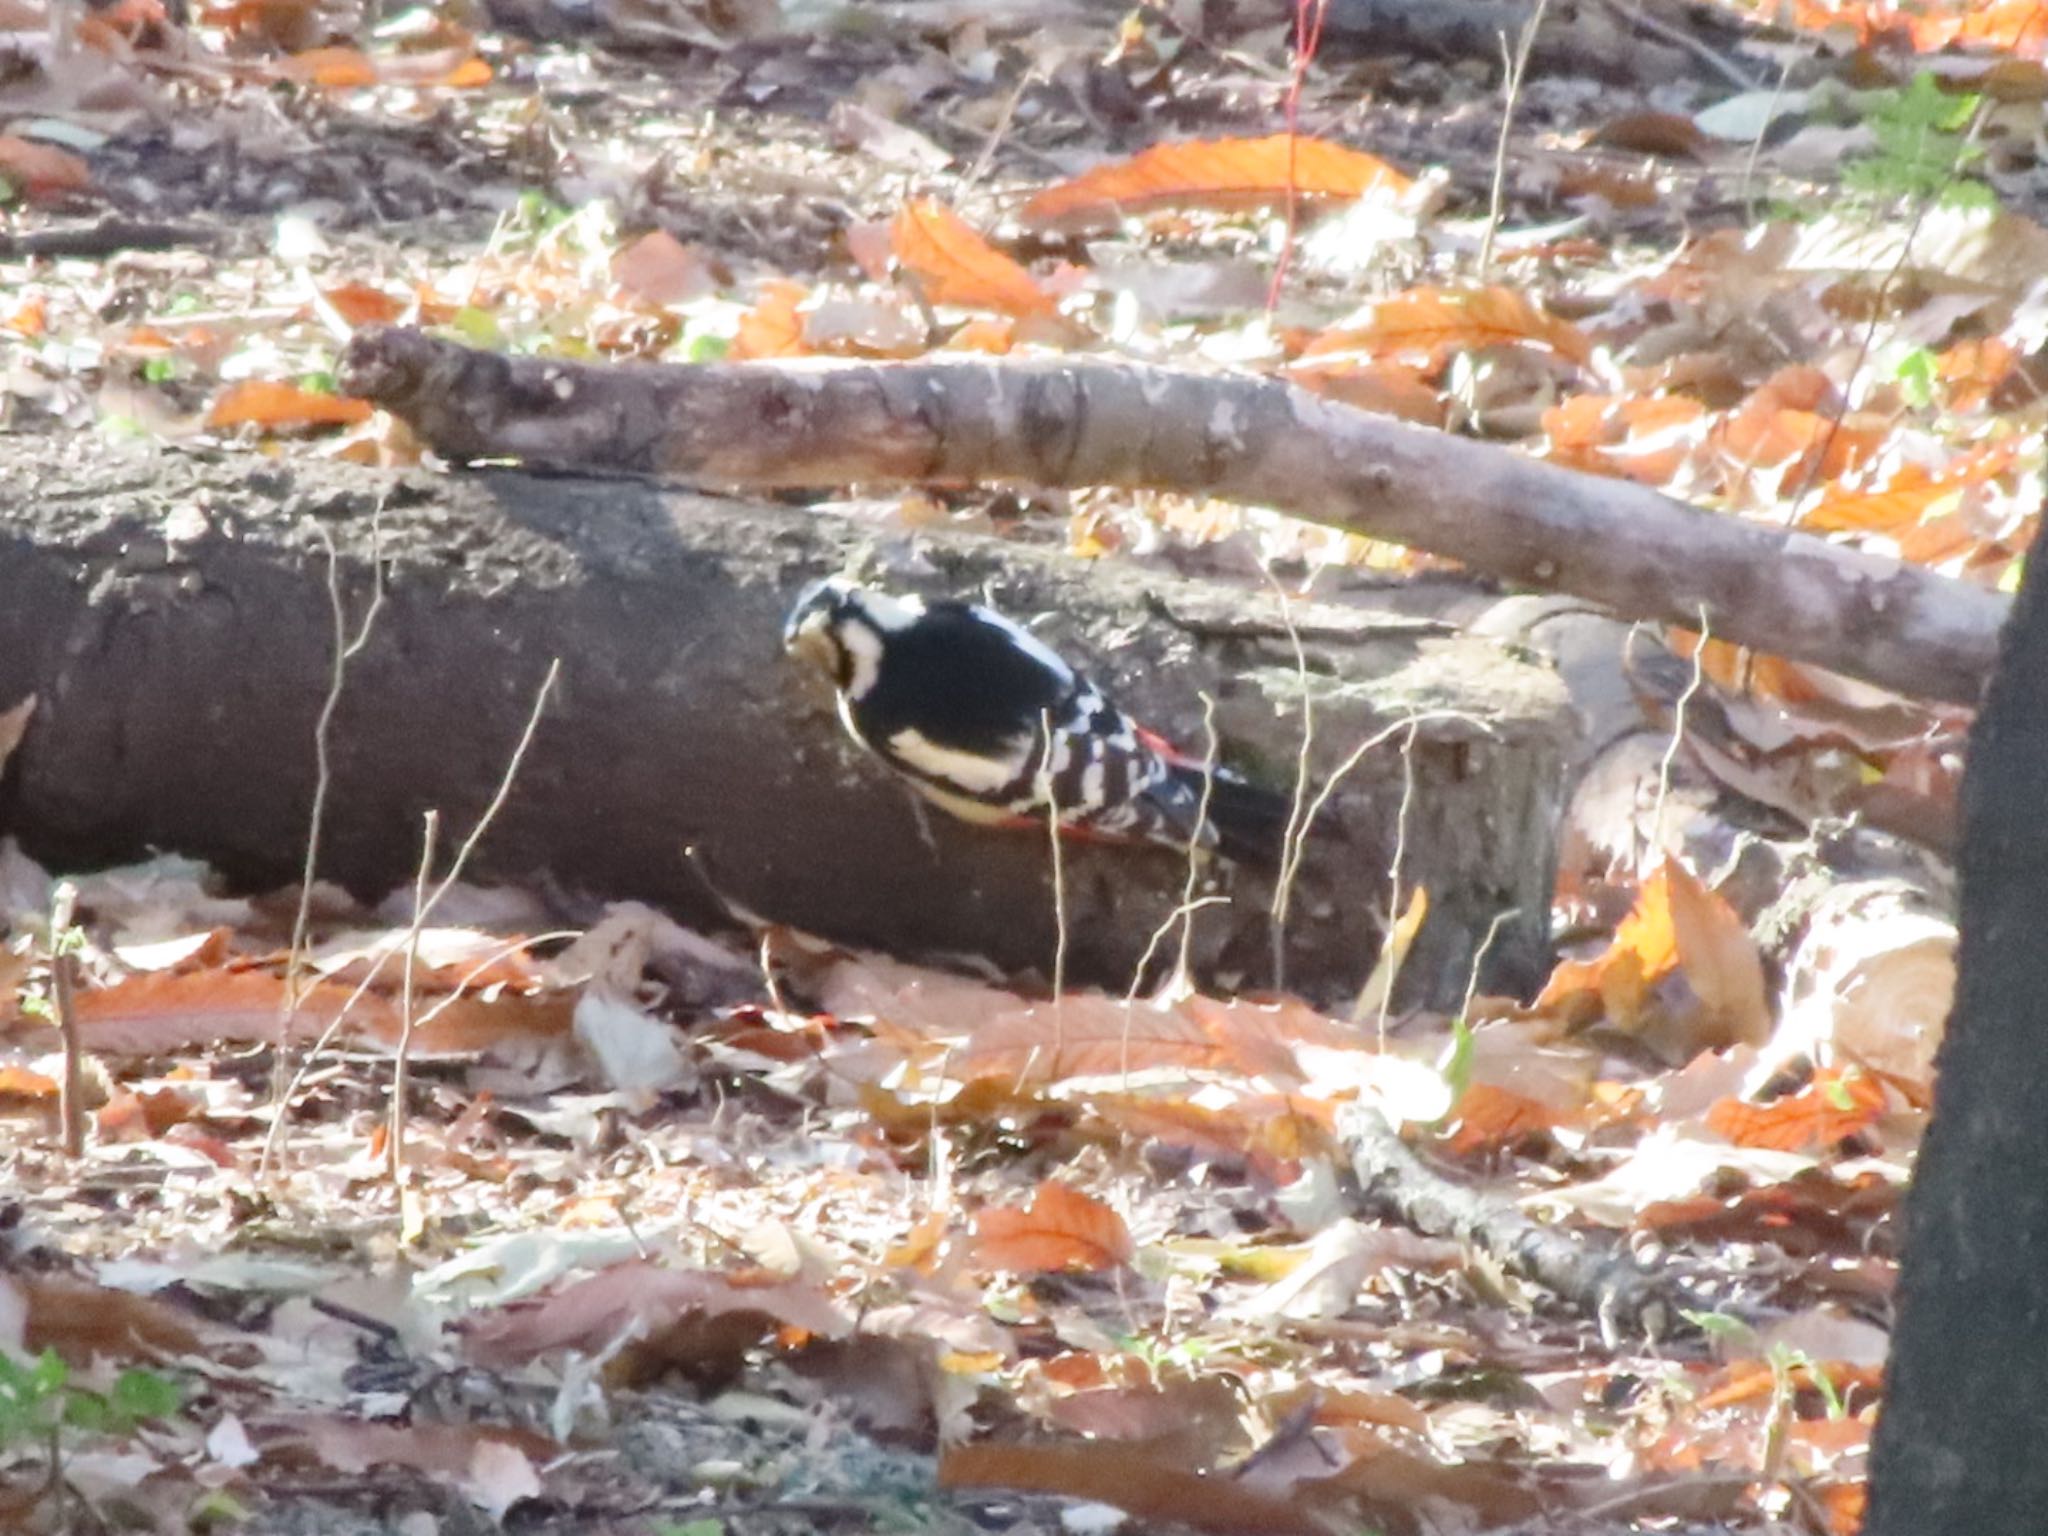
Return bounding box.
[0,0,2037,1532]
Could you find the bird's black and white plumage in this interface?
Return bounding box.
[782,578,1287,866]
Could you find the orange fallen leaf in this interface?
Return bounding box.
[319,281,409,327]
[1020,133,1411,231]
[281,44,491,89]
[1706,1067,1888,1152]
[1300,284,1593,368]
[891,199,1056,318]
[0,1064,58,1098]
[1439,1083,1559,1156]
[0,135,90,199]
[5,294,48,336]
[207,380,373,431]
[730,279,808,359]
[1539,858,1768,1050]
[973,1181,1133,1274]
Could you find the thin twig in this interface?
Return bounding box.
[1459,906,1522,1025]
[1478,0,1552,280]
[1361,718,1421,1041]
[1174,693,1222,990]
[1037,711,1069,1043]
[1739,48,1803,221]
[1651,607,1710,866]
[387,809,439,1187]
[1265,577,1317,992]
[266,516,384,1178]
[960,65,1039,194]
[49,881,82,1158]
[387,658,562,1183]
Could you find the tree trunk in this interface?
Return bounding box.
[0,436,1572,1008]
[1864,515,2048,1532]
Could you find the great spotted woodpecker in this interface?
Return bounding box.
[782,578,1287,866]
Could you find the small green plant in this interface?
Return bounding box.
[0,1350,183,1453]
[1842,71,1992,211]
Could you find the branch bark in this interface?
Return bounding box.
[339,328,2004,707]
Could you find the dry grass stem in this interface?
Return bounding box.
[48,880,82,1158]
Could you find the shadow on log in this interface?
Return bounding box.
[1865,523,2047,1531]
[0,437,1570,1008]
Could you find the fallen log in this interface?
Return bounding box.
[339,328,2006,707]
[0,436,1571,1008]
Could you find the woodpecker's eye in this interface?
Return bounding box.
[785,608,844,679]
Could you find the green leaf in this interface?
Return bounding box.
[1894,346,1937,408]
[1435,1015,1475,1119]
[450,306,505,349]
[111,1368,182,1422]
[63,1389,113,1432]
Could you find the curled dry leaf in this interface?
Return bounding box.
[1020,133,1412,232]
[1538,858,1769,1058]
[972,1181,1133,1275]
[1300,285,1595,370]
[0,136,90,200]
[207,380,374,432]
[461,1258,850,1369]
[890,199,1056,319]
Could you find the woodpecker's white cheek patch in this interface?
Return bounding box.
[839,625,885,699]
[888,727,1029,792]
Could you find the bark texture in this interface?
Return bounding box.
[340,329,2006,707]
[1865,529,2048,1533]
[0,436,1571,1007]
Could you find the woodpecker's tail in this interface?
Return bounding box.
[1163,763,1293,870]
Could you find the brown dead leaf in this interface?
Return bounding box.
[940,1440,1327,1536]
[1300,285,1593,369]
[610,229,717,307]
[1299,1434,1546,1528]
[18,1273,206,1360]
[891,199,1056,318]
[972,1181,1133,1274]
[1048,1375,1250,1461]
[1589,111,1708,159]
[461,1259,851,1371]
[0,136,89,200]
[1021,133,1411,232]
[207,380,373,432]
[70,968,397,1053]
